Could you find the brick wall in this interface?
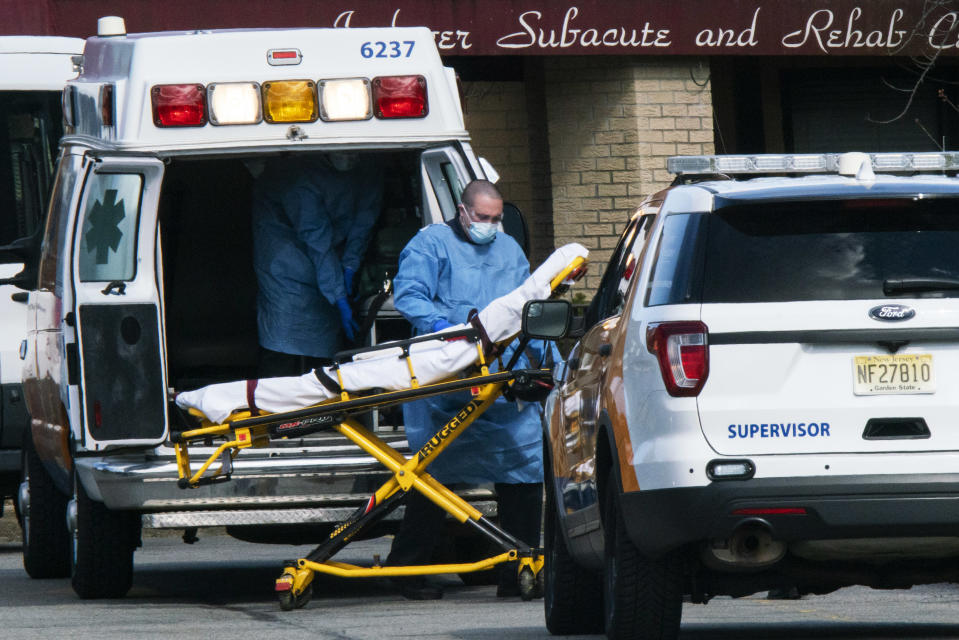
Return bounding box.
[461,79,554,267]
[543,56,714,294]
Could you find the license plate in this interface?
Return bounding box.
[853,354,935,395]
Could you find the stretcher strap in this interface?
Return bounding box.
[314,367,343,394]
[467,308,498,359]
[246,380,260,416]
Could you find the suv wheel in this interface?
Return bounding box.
[70,476,141,599]
[543,465,603,634]
[603,469,683,640]
[19,436,71,578]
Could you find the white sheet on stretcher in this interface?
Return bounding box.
[175,243,588,424]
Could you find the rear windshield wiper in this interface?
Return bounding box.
[883,278,959,295]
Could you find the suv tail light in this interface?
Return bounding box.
[646,321,709,396]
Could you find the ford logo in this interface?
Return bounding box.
[868,304,915,322]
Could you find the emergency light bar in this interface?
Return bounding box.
[667,152,959,176]
[150,75,427,128]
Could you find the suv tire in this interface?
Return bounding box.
[603,469,683,640]
[543,457,603,635]
[71,477,141,599]
[20,436,70,578]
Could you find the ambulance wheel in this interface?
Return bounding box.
[20,435,70,578]
[278,584,312,611]
[70,477,141,599]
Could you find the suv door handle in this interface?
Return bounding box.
[599,343,612,357]
[11,292,27,303]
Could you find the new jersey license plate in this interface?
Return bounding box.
[853,354,935,395]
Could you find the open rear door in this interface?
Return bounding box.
[71,156,166,448]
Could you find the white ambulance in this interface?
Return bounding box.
[0,36,82,522]
[11,18,519,598]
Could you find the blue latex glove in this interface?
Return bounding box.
[431,319,454,333]
[336,297,359,341]
[343,267,356,297]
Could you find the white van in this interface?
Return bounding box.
[0,36,82,520]
[10,19,523,598]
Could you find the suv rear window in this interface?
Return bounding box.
[645,198,959,306]
[703,198,959,303]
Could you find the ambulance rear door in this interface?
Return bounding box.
[70,156,167,449]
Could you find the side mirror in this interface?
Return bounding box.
[522,299,572,339]
[502,202,530,257]
[0,232,41,291]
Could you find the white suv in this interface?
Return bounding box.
[543,152,959,639]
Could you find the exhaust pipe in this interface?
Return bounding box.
[703,519,786,570]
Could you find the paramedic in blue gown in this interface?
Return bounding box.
[252,153,382,377]
[386,179,550,600]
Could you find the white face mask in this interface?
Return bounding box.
[467,221,497,244]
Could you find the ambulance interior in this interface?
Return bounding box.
[158,150,427,398]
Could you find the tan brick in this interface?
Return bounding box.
[613,170,643,183]
[610,142,638,157]
[687,104,711,118]
[608,116,637,131]
[581,170,612,184]
[677,143,706,155]
[568,184,598,198]
[583,197,614,210]
[651,143,677,156]
[570,209,600,222]
[595,130,626,144]
[599,209,632,223]
[579,145,612,158]
[598,183,629,197]
[675,117,702,130]
[649,117,675,130]
[645,91,674,104]
[661,104,689,117]
[689,129,714,143]
[596,157,627,171]
[663,129,689,143]
[630,105,663,118]
[584,223,614,236]
[659,79,687,91]
[635,79,662,92]
[564,158,597,173]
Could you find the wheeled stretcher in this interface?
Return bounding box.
[171,244,587,608]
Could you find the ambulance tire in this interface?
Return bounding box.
[602,468,683,640]
[543,454,603,635]
[20,435,71,578]
[71,477,141,599]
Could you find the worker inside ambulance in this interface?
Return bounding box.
[251,152,384,378]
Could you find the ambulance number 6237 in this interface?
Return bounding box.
[361,41,415,58]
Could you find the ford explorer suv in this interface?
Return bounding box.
[542,152,959,639]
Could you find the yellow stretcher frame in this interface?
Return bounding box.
[170,256,586,609]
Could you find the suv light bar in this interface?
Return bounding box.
[667,152,959,176]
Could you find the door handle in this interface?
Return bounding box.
[11,291,27,303]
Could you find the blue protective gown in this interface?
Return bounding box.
[394,221,549,484]
[252,157,382,358]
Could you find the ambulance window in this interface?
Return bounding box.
[442,162,464,206]
[78,172,142,282]
[422,148,470,221]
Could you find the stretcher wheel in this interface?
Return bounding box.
[534,566,545,599]
[518,567,536,601]
[278,584,313,611]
